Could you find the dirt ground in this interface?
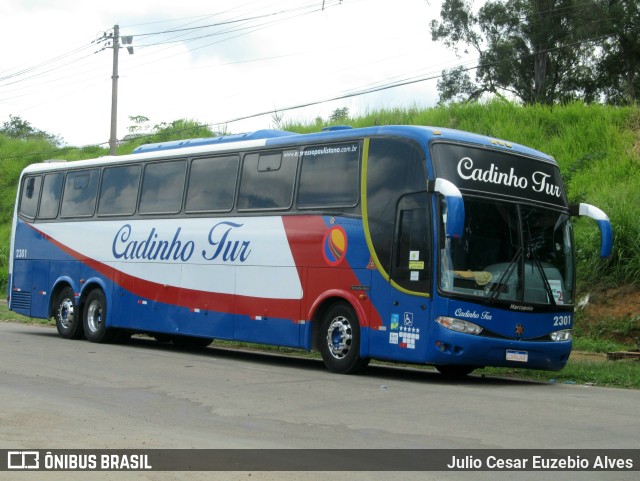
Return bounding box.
[577,284,640,344]
[579,284,640,319]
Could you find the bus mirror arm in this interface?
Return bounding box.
[429,178,465,239]
[569,203,613,258]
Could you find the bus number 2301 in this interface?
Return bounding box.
[15,249,28,259]
[553,315,572,327]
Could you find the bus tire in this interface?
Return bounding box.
[82,289,114,343]
[54,286,83,339]
[320,302,369,374]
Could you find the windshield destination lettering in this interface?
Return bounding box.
[457,157,562,198]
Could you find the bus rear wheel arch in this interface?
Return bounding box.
[82,288,116,343]
[319,301,369,374]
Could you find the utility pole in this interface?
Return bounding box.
[109,24,120,155]
[99,25,133,155]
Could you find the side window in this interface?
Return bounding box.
[297,143,360,208]
[19,175,42,219]
[139,160,187,214]
[392,193,431,293]
[38,173,63,219]
[366,138,426,274]
[237,151,298,210]
[60,169,100,218]
[98,165,141,216]
[186,156,239,212]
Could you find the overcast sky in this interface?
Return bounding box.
[0,0,477,147]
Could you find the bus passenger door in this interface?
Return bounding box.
[372,193,432,362]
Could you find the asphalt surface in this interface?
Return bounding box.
[1,321,638,481]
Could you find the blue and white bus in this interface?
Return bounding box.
[7,125,612,375]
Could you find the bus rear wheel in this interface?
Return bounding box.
[54,286,83,339]
[83,289,115,343]
[319,302,369,374]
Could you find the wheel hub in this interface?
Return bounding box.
[57,299,74,329]
[326,316,352,359]
[86,300,103,333]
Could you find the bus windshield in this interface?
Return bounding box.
[439,198,574,306]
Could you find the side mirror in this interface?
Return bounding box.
[570,203,613,258]
[430,178,465,239]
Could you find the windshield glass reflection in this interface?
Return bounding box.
[440,198,574,306]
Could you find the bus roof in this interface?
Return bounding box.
[132,129,298,154]
[20,125,556,175]
[133,125,554,161]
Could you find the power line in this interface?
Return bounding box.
[132,5,322,39]
[123,1,343,74]
[120,0,265,29]
[0,43,94,82]
[0,26,629,161]
[143,30,623,137]
[0,1,343,125]
[1,3,634,158]
[0,1,339,94]
[0,43,96,87]
[127,1,340,49]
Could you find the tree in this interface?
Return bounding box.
[436,65,483,104]
[271,110,285,130]
[329,107,350,123]
[127,115,150,134]
[430,0,600,104]
[596,0,640,104]
[150,119,214,142]
[0,115,62,144]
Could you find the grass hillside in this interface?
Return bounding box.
[1,101,639,339]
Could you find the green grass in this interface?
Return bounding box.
[573,309,640,346]
[572,336,632,353]
[0,300,50,325]
[479,360,640,390]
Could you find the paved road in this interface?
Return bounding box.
[0,321,638,481]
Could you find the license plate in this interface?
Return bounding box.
[506,350,528,362]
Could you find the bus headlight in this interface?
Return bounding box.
[436,316,483,335]
[550,329,572,341]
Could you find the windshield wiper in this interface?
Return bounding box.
[488,246,522,303]
[527,245,557,306]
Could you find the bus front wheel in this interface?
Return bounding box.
[82,289,114,343]
[54,286,83,339]
[319,302,369,374]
